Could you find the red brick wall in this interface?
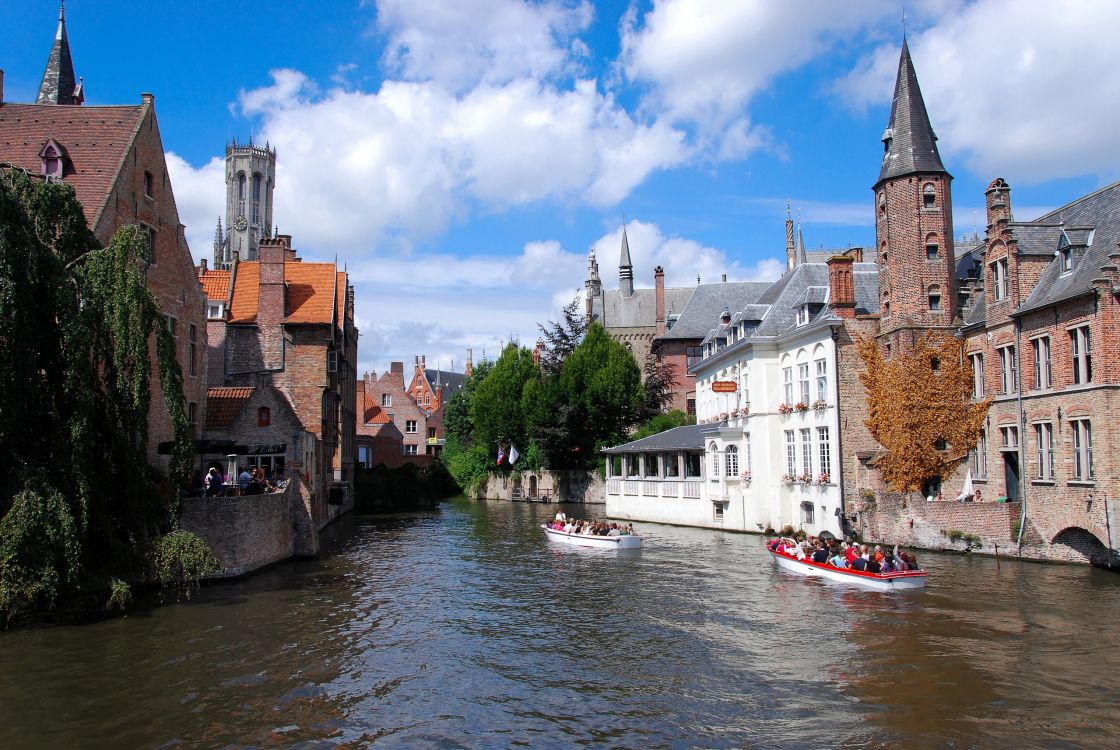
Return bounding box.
[653,339,696,415]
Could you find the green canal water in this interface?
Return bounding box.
[2,496,1119,748]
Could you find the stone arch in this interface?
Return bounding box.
[1050,527,1108,564]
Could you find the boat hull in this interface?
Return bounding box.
[542,525,643,550]
[769,548,926,591]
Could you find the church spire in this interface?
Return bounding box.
[619,226,634,297]
[876,38,945,187]
[36,2,82,106]
[796,213,807,266]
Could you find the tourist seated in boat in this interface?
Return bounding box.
[811,543,829,564]
[829,546,849,569]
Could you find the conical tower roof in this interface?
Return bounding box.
[877,39,946,186]
[619,226,633,269]
[36,3,81,106]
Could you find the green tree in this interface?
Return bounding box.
[0,170,204,616]
[470,344,538,459]
[443,359,493,444]
[631,410,692,441]
[535,295,586,375]
[641,349,678,416]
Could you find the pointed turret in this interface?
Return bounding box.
[36,3,82,106]
[619,226,634,297]
[785,201,796,271]
[796,218,807,266]
[876,39,946,187]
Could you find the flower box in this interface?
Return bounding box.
[778,403,794,415]
[794,402,809,413]
[811,399,828,411]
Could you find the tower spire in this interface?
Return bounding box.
[37,2,82,105]
[796,210,807,266]
[876,38,947,187]
[619,226,634,297]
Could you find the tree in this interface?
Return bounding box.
[535,295,587,375]
[443,359,493,444]
[470,344,539,458]
[0,170,204,616]
[525,323,644,469]
[857,333,991,496]
[642,349,678,416]
[632,410,692,442]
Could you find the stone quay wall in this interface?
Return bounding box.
[476,470,605,505]
[855,492,1020,557]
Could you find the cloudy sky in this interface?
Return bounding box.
[7,1,1120,375]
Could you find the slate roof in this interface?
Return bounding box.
[602,425,704,454]
[657,281,771,341]
[592,286,695,329]
[36,7,81,106]
[229,260,342,325]
[1016,180,1120,315]
[205,387,254,430]
[0,102,145,228]
[425,368,466,395]
[877,39,947,185]
[199,270,230,301]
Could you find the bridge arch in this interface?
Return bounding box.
[1050,527,1107,564]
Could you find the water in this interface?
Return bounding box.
[2,497,1119,749]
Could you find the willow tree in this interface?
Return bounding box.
[857,333,991,495]
[0,169,203,616]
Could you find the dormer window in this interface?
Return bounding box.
[923,184,936,209]
[207,301,225,319]
[39,139,66,179]
[796,305,810,326]
[1059,246,1073,274]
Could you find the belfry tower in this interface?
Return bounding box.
[874,39,957,340]
[213,136,276,269]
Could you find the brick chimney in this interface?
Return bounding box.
[198,258,207,274]
[277,234,297,261]
[258,236,286,327]
[654,266,666,336]
[390,361,404,375]
[986,178,1012,230]
[827,255,856,319]
[465,348,473,377]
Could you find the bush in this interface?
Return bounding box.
[148,530,219,599]
[943,529,965,542]
[631,410,692,441]
[0,484,81,615]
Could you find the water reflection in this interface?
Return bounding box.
[0,499,1118,748]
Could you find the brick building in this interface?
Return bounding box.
[0,6,208,472]
[199,233,357,523]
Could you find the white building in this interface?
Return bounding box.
[605,247,879,537]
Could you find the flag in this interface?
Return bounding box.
[496,445,506,466]
[956,468,974,502]
[509,444,520,465]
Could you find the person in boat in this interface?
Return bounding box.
[607,524,621,537]
[829,546,848,569]
[811,542,829,564]
[851,545,869,571]
[865,551,882,574]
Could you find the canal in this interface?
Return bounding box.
[2,497,1119,748]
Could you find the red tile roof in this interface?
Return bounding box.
[0,102,145,228]
[205,387,254,430]
[199,269,230,301]
[228,260,340,325]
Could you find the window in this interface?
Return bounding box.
[710,442,721,479]
[1070,326,1092,384]
[815,359,827,402]
[237,173,246,217]
[626,454,640,477]
[166,315,177,339]
[928,285,942,311]
[1000,426,1018,449]
[923,183,936,209]
[207,302,224,319]
[998,345,1017,394]
[800,428,812,475]
[258,406,271,427]
[801,501,815,525]
[686,397,696,417]
[798,362,810,404]
[358,446,371,468]
[785,431,796,477]
[381,394,391,407]
[878,192,886,214]
[925,235,939,260]
[188,324,197,377]
[608,455,622,478]
[970,428,988,479]
[991,258,1008,301]
[1071,419,1094,480]
[796,305,810,326]
[405,420,418,434]
[713,502,725,521]
[970,353,985,398]
[726,445,739,477]
[1032,336,1052,390]
[1034,423,1054,480]
[141,224,156,263]
[644,453,660,478]
[782,366,793,404]
[1059,246,1073,273]
[818,427,831,480]
[143,170,154,198]
[405,444,418,455]
[327,350,338,373]
[664,453,680,478]
[685,453,702,478]
[41,142,63,178]
[246,455,285,475]
[428,427,437,439]
[883,301,890,317]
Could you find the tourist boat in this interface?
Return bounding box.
[768,545,927,591]
[542,525,643,550]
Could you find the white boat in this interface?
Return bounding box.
[542,525,643,550]
[769,546,927,591]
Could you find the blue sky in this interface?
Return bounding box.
[6,1,1120,375]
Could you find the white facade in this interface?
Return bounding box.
[606,322,844,537]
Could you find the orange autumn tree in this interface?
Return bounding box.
[857,333,991,495]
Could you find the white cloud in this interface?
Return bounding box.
[834,0,1120,183]
[165,152,225,260]
[621,0,895,157]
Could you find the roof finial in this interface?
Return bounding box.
[902,1,907,40]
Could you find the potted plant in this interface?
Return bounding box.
[816,472,830,485]
[798,471,813,485]
[778,403,794,415]
[781,473,795,486]
[795,401,809,413]
[812,398,827,411]
[740,470,752,483]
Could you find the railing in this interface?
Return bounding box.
[642,481,659,496]
[624,480,641,495]
[662,481,679,496]
[682,481,702,498]
[607,479,621,494]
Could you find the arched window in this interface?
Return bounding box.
[237,173,246,200]
[801,501,815,525]
[878,192,886,215]
[258,406,271,427]
[923,183,936,209]
[709,442,720,478]
[726,445,739,477]
[929,284,942,312]
[252,173,262,200]
[925,233,940,260]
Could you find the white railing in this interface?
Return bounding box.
[624,480,641,495]
[643,481,659,496]
[662,481,679,496]
[607,479,621,494]
[682,481,702,499]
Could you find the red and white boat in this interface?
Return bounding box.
[769,545,927,591]
[542,525,643,550]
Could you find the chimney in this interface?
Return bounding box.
[421,354,426,369]
[391,361,404,375]
[845,246,864,263]
[985,178,1012,231]
[277,234,297,261]
[532,341,543,366]
[827,255,856,319]
[258,236,286,327]
[654,266,666,336]
[466,348,473,377]
[0,69,5,104]
[198,258,207,274]
[721,273,727,283]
